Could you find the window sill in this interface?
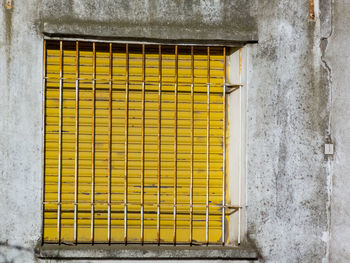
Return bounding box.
[36,244,258,260]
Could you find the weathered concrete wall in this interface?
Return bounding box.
[326,1,350,262]
[0,0,43,262]
[41,0,257,44]
[246,1,330,262]
[0,0,343,262]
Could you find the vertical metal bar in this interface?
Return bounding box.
[173,45,178,245]
[41,40,47,245]
[73,41,79,244]
[157,45,162,245]
[91,42,96,244]
[222,47,227,246]
[108,43,113,244]
[141,44,145,244]
[57,40,63,244]
[206,47,210,245]
[189,46,194,245]
[238,48,242,245]
[124,44,129,245]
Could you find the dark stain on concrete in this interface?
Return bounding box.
[39,0,258,43]
[4,2,13,104]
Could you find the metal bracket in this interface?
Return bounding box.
[325,144,334,155]
[325,133,334,156]
[224,204,241,216]
[225,83,243,94]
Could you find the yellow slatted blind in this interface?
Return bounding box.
[43,40,227,245]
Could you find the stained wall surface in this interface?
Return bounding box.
[0,0,347,262]
[327,0,350,262]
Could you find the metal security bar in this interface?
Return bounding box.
[91,42,96,243]
[124,44,129,244]
[206,46,211,245]
[107,42,113,244]
[190,46,194,244]
[43,40,231,246]
[141,44,145,244]
[222,47,227,245]
[41,40,47,246]
[157,45,162,245]
[173,45,178,245]
[57,40,63,244]
[73,41,79,244]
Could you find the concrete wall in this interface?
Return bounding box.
[0,1,43,263]
[326,1,350,262]
[246,1,330,262]
[41,0,257,44]
[1,0,349,262]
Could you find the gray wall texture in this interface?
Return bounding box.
[326,1,350,262]
[0,0,348,262]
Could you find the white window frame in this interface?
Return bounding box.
[226,47,247,246]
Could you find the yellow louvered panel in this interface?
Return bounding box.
[43,40,226,245]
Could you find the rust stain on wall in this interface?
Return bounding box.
[309,0,315,20]
[5,0,12,9]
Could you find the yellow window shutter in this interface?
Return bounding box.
[43,40,227,245]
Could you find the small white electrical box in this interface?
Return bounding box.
[325,143,334,155]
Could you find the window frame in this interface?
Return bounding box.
[39,38,254,259]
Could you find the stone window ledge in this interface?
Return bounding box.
[36,244,258,260]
